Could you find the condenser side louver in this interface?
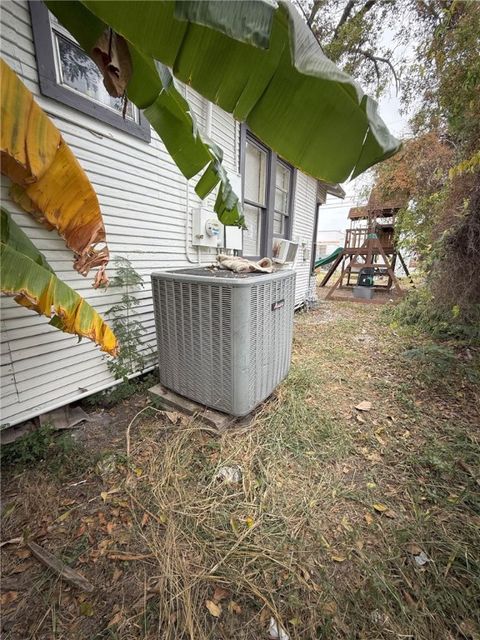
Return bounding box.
[151,268,296,416]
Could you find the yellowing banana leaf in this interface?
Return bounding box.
[50,0,400,184]
[0,208,118,356]
[46,2,244,227]
[0,59,110,286]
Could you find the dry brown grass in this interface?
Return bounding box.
[1,300,479,639]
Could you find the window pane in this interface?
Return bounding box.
[243,204,262,255]
[275,163,291,214]
[245,141,267,206]
[55,33,136,120]
[273,211,284,235]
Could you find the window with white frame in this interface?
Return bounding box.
[242,129,294,258]
[30,2,150,141]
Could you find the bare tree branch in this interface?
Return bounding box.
[355,48,400,93]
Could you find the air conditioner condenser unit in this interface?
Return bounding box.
[151,268,296,416]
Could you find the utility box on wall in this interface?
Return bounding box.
[224,225,243,250]
[192,208,223,248]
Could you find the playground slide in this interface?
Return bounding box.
[314,247,343,269]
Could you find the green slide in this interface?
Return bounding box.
[314,247,343,269]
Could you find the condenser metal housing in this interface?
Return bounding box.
[151,268,296,416]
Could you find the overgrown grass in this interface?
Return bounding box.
[1,300,479,639]
[387,287,480,343]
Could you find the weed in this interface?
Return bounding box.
[1,423,90,478]
[106,257,152,382]
[1,423,57,467]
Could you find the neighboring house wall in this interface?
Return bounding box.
[0,1,318,427]
[315,230,345,260]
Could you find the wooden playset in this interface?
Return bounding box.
[319,193,411,303]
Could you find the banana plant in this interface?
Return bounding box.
[1,60,117,354]
[46,0,401,188]
[0,59,110,286]
[1,208,117,355]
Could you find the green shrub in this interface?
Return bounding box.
[387,288,480,343]
[1,423,79,474]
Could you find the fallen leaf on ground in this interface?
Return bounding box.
[206,600,222,617]
[0,591,18,606]
[15,548,31,559]
[356,414,366,423]
[213,586,230,603]
[364,513,374,525]
[355,401,372,411]
[56,510,72,523]
[405,543,422,555]
[331,553,347,562]
[228,600,242,614]
[373,503,388,513]
[384,509,397,519]
[260,607,271,626]
[165,411,180,424]
[141,512,149,528]
[79,601,94,617]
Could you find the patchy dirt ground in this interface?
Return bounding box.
[1,299,479,640]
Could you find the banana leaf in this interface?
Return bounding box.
[47,0,400,185]
[47,1,244,227]
[0,208,118,356]
[0,59,110,286]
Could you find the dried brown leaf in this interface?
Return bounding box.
[213,586,230,603]
[355,401,372,411]
[405,543,423,555]
[228,600,242,614]
[0,591,18,606]
[364,513,374,525]
[331,553,347,562]
[206,599,222,617]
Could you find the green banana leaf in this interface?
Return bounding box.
[48,0,400,185]
[0,208,118,355]
[46,1,244,227]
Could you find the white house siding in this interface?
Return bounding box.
[0,0,317,427]
[291,172,317,307]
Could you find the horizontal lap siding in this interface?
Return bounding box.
[1,0,316,427]
[292,172,317,307]
[0,0,238,427]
